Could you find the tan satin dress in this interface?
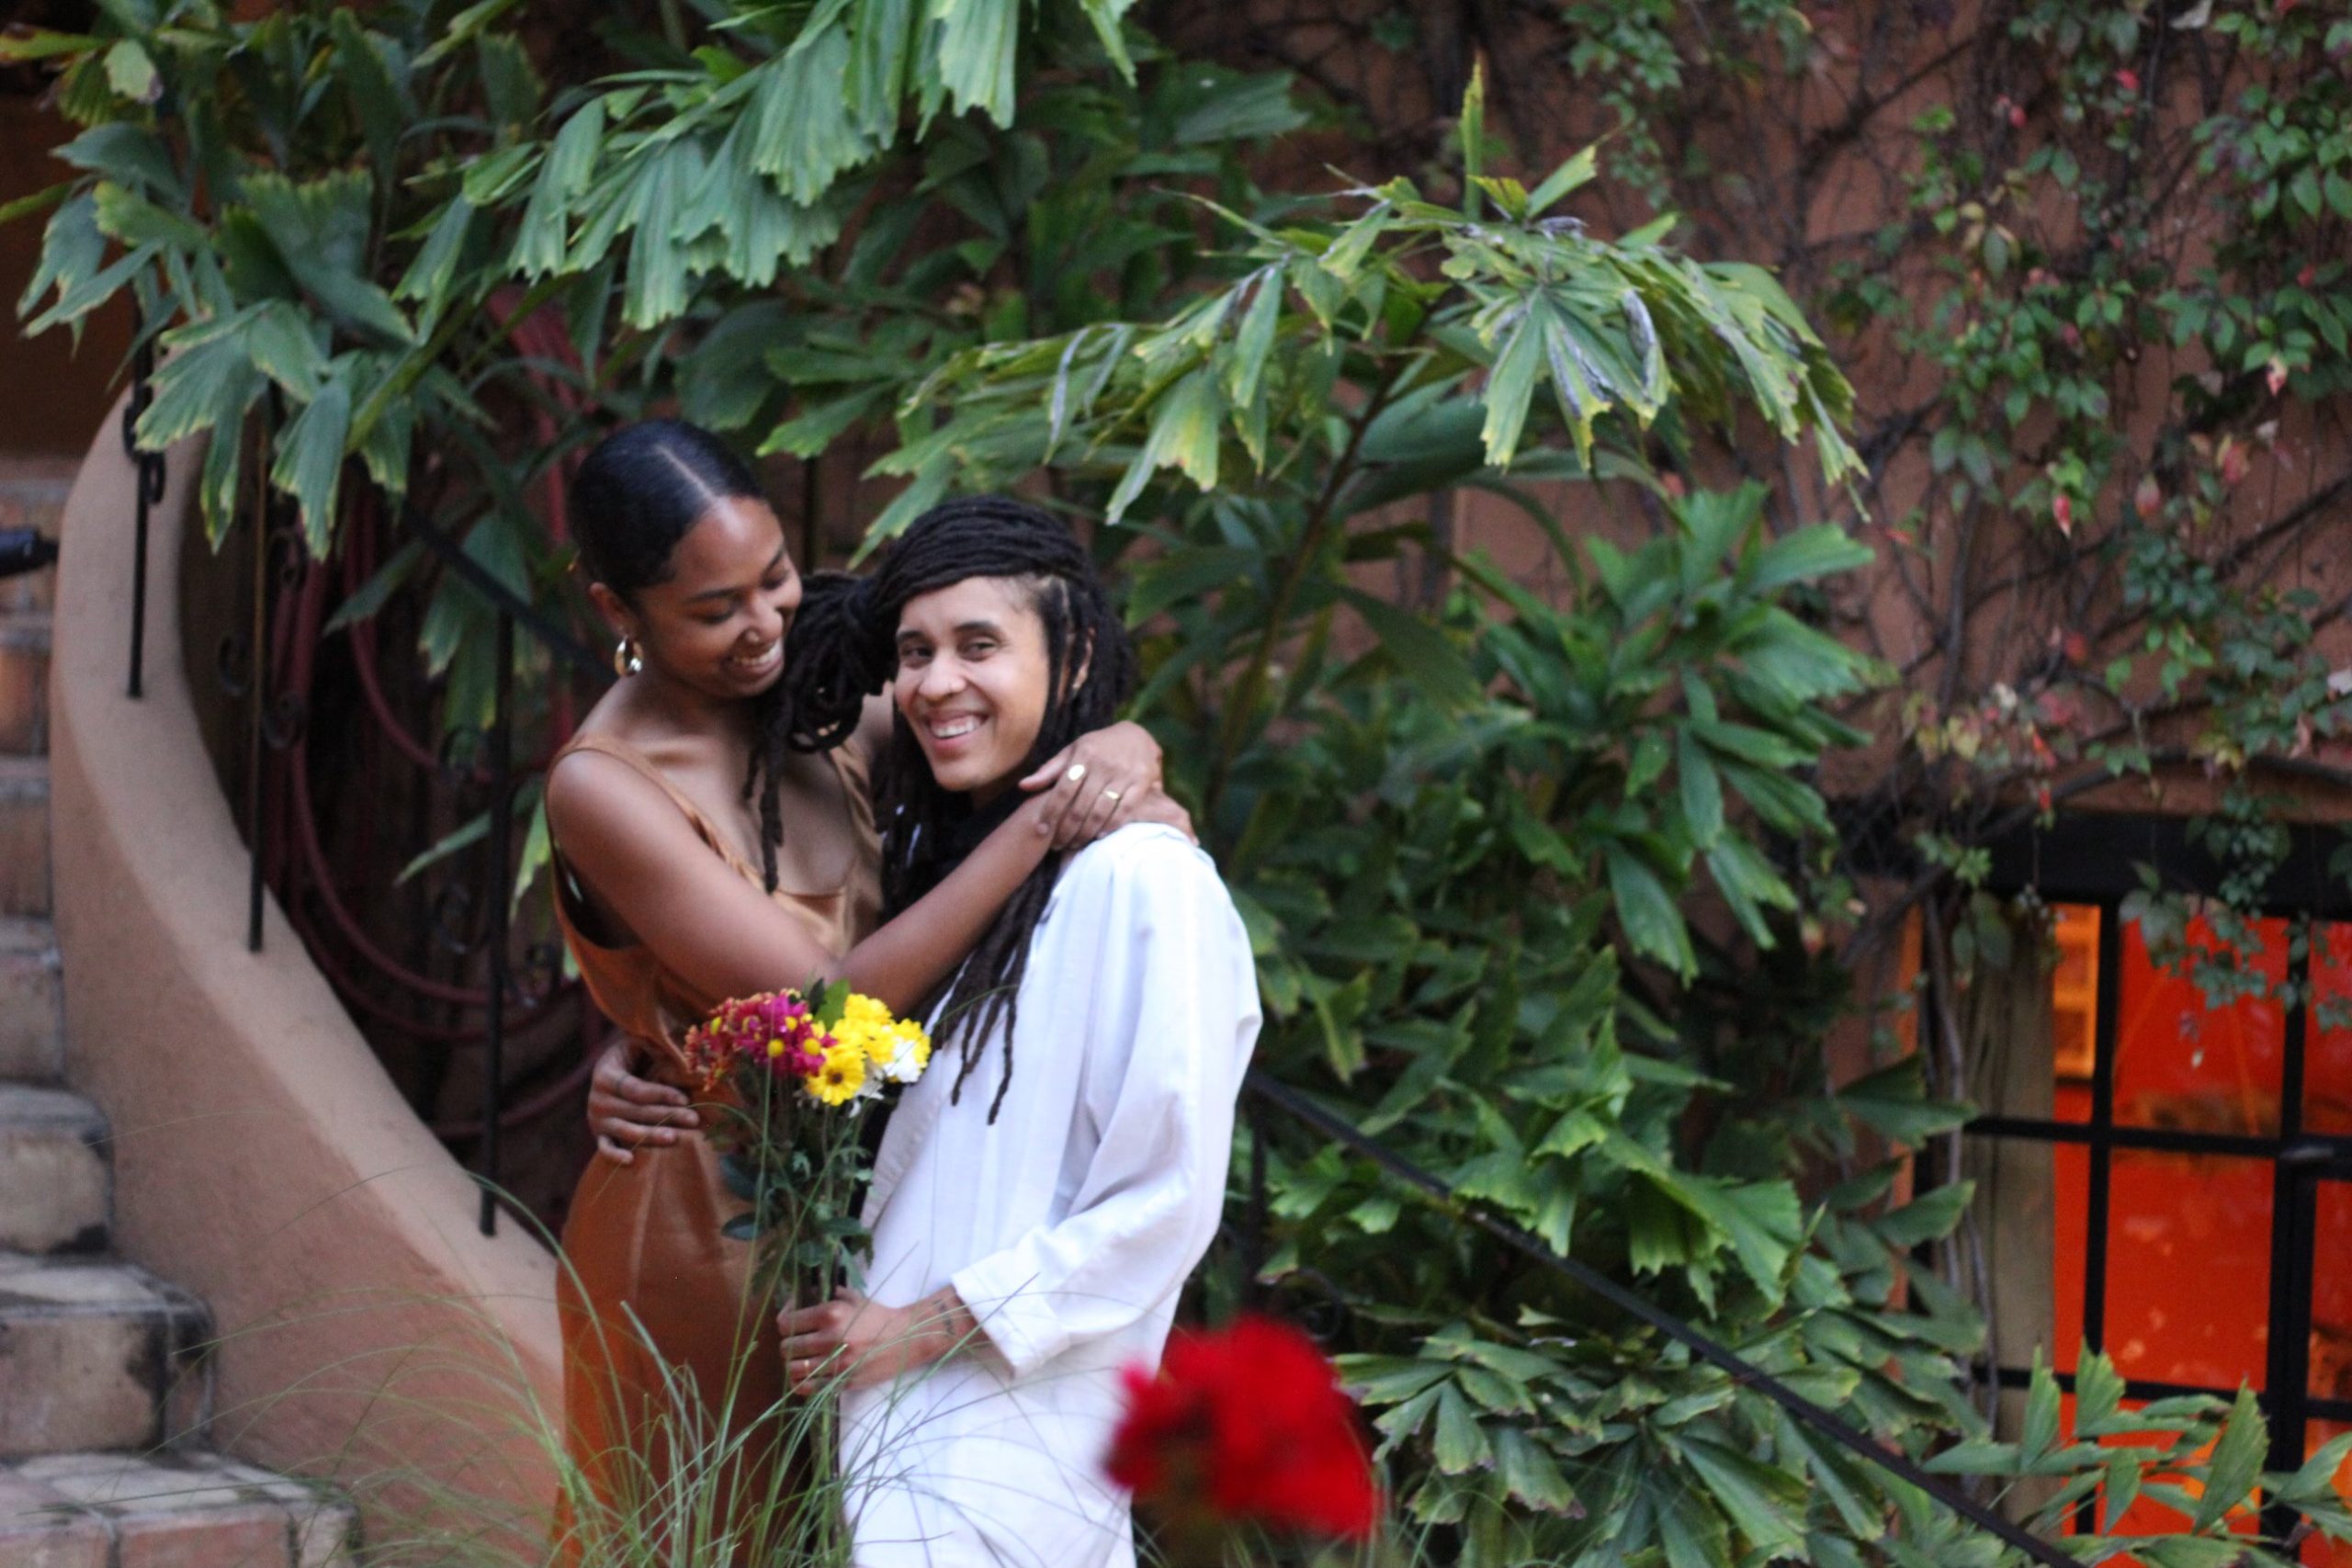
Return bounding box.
[548,730,880,1564]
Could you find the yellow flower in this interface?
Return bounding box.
[806,1039,867,1107]
[835,993,930,1084]
[876,1021,932,1085]
[835,1019,880,1062]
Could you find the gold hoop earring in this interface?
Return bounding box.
[614,636,644,678]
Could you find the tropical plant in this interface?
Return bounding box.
[694,61,2352,1559]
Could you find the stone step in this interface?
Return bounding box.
[0,612,50,758]
[0,917,63,1083]
[0,1449,356,1568]
[0,1254,212,1460]
[0,1086,108,1255]
[0,755,48,918]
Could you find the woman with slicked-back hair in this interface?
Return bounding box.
[771,497,1260,1568]
[545,424,1188,1562]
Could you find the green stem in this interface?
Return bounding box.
[348,272,571,452]
[1204,346,1420,822]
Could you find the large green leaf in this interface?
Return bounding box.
[922,0,1023,125]
[91,181,203,250]
[2189,1386,2266,1532]
[1338,586,1484,710]
[1677,1436,1807,1557]
[1606,844,1695,976]
[513,98,604,277]
[240,172,414,343]
[136,308,265,449]
[750,22,876,204]
[1105,367,1221,522]
[1834,1055,1973,1147]
[1746,522,1873,594]
[1172,70,1306,146]
[270,369,353,554]
[1477,304,1543,468]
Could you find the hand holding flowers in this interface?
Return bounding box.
[776,1283,979,1394]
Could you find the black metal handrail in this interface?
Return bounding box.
[120,311,165,698]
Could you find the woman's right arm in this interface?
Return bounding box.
[549,750,1056,1018]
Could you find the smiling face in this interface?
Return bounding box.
[594,495,802,702]
[892,575,1057,804]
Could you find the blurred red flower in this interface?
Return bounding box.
[1107,1314,1379,1543]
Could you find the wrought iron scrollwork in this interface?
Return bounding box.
[162,362,611,1234]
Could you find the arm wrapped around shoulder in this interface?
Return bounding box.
[949,829,1262,1377]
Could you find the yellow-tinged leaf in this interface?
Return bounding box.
[271,374,353,556]
[1459,62,1487,216]
[1526,145,1600,217]
[1478,306,1543,468]
[102,39,157,104]
[0,29,102,64]
[1104,367,1220,522]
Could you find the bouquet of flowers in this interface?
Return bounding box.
[681,981,932,1304]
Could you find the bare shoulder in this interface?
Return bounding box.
[545,741,641,819]
[545,745,697,862]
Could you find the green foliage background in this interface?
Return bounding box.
[12,1,2352,1562]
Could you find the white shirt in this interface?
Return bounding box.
[839,825,1261,1568]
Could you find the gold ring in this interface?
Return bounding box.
[1064,762,1087,784]
[1102,788,1123,803]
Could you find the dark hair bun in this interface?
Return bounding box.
[572,420,763,599]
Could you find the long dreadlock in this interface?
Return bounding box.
[573,420,868,894]
[774,495,1138,1121]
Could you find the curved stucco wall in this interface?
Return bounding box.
[50,398,563,1540]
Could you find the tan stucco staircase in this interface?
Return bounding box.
[0,462,356,1568]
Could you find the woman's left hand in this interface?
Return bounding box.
[1022,720,1193,849]
[776,1288,967,1393]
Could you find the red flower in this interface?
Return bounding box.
[2115,67,2140,93]
[1106,1315,1379,1542]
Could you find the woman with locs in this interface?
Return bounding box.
[545,422,1187,1562]
[775,496,1259,1568]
